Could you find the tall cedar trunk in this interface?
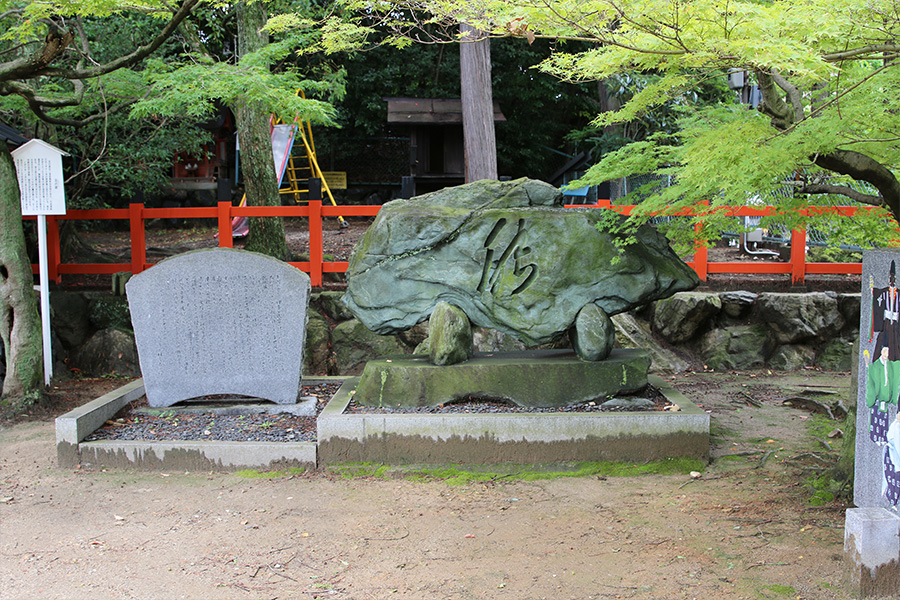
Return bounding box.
[234,0,289,260]
[459,24,497,182]
[0,141,44,404]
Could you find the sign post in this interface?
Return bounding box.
[11,140,68,387]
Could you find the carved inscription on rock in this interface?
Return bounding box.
[477,218,538,297]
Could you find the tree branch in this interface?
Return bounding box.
[823,44,900,62]
[815,149,900,220]
[755,70,792,129]
[799,183,882,206]
[0,80,83,108]
[0,28,75,81]
[770,71,803,123]
[40,0,201,80]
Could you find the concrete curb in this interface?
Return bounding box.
[55,378,343,471]
[317,375,710,465]
[56,375,710,470]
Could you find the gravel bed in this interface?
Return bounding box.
[84,383,341,443]
[84,383,670,443]
[346,385,670,414]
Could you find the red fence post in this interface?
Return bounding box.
[217,201,233,248]
[47,215,61,283]
[790,229,806,286]
[129,203,146,275]
[692,204,708,282]
[309,200,323,287]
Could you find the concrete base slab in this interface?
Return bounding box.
[55,378,343,471]
[844,507,900,598]
[135,396,317,417]
[56,374,709,471]
[318,375,709,465]
[354,348,651,408]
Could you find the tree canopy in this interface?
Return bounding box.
[345,0,900,248]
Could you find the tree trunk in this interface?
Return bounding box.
[460,24,497,183]
[234,0,289,260]
[0,140,44,408]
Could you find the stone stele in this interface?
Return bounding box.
[127,248,311,408]
[342,178,699,347]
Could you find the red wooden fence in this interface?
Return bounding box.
[27,200,862,288]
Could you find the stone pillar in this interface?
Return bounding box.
[847,250,900,597]
[844,507,900,598]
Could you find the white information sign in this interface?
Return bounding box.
[11,138,68,386]
[11,139,68,216]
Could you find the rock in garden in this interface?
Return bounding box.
[428,301,474,365]
[757,292,844,345]
[342,178,699,357]
[653,292,721,344]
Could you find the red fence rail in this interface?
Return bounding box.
[27,200,863,288]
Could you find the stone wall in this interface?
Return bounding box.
[650,291,859,372]
[45,289,861,380]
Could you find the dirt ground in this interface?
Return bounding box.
[0,370,858,600]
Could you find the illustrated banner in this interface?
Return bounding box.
[856,250,900,511]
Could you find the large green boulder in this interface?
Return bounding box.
[342,178,698,347]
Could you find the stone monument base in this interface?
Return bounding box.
[844,507,900,598]
[354,349,651,408]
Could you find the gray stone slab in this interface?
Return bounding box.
[353,349,651,408]
[856,250,900,513]
[843,507,900,598]
[127,248,311,408]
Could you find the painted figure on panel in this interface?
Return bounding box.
[871,260,900,361]
[866,346,900,444]
[884,413,900,505]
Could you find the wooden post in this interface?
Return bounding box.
[790,229,806,285]
[217,201,233,248]
[692,204,708,282]
[309,200,323,287]
[692,242,708,282]
[129,203,146,275]
[47,215,61,283]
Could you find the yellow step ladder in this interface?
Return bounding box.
[277,93,347,227]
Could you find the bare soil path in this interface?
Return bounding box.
[0,370,855,600]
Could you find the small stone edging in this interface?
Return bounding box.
[56,376,710,471]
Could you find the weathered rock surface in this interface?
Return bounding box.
[353,349,651,408]
[768,344,817,371]
[75,328,140,377]
[343,178,699,348]
[719,291,758,319]
[817,338,854,371]
[698,325,774,371]
[757,292,844,344]
[50,292,91,349]
[612,313,690,374]
[313,291,354,322]
[653,292,721,344]
[304,311,332,375]
[571,302,615,361]
[428,302,474,366]
[331,318,409,375]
